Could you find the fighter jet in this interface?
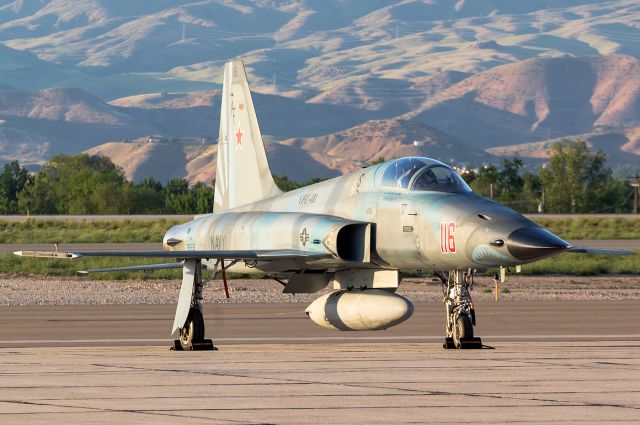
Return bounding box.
[15,61,631,350]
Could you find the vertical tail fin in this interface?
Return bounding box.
[214,61,282,212]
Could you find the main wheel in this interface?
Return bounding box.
[179,307,205,350]
[453,314,473,348]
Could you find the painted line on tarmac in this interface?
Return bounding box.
[1,334,640,345]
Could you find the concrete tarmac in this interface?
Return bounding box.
[1,302,639,424]
[0,342,638,424]
[0,301,639,347]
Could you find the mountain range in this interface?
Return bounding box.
[0,0,638,182]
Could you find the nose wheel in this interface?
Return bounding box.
[453,313,474,347]
[440,270,483,349]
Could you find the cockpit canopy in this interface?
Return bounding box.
[381,157,472,194]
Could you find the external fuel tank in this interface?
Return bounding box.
[305,289,414,331]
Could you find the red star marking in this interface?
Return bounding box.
[235,127,244,147]
[238,103,244,110]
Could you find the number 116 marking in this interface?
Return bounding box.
[440,222,456,254]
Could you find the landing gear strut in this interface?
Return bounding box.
[173,260,216,351]
[439,270,483,349]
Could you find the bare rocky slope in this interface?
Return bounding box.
[282,118,495,169]
[408,54,640,149]
[1,1,638,96]
[2,54,638,182]
[86,140,341,185]
[487,128,640,163]
[0,1,638,181]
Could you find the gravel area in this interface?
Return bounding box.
[0,275,638,306]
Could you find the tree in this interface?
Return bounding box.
[14,156,217,215]
[191,182,214,213]
[161,179,214,214]
[539,139,623,213]
[521,171,543,213]
[497,158,524,202]
[17,154,128,214]
[164,178,191,213]
[18,172,57,214]
[132,178,165,213]
[273,175,301,192]
[0,161,30,214]
[7,144,631,215]
[137,177,164,193]
[469,164,500,198]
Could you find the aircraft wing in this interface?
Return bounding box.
[77,263,185,274]
[566,247,634,255]
[14,249,328,261]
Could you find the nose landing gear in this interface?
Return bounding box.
[439,270,483,349]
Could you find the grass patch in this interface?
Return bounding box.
[1,217,639,279]
[0,217,637,244]
[1,254,258,280]
[5,251,639,279]
[0,219,188,243]
[515,250,640,276]
[500,287,511,294]
[530,217,640,240]
[0,254,183,280]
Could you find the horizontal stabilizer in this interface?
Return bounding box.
[15,249,329,261]
[78,263,184,274]
[567,247,634,255]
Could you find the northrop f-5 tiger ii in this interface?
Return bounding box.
[16,61,631,350]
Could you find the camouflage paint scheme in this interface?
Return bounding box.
[165,156,561,277]
[160,61,573,284]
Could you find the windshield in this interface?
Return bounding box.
[381,158,429,189]
[411,165,472,193]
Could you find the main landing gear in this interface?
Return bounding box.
[438,270,483,349]
[172,259,216,351]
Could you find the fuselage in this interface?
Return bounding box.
[164,157,570,273]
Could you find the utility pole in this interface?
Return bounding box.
[538,187,545,213]
[626,173,640,214]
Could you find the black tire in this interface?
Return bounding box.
[179,308,205,350]
[454,314,473,348]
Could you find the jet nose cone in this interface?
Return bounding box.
[507,227,570,261]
